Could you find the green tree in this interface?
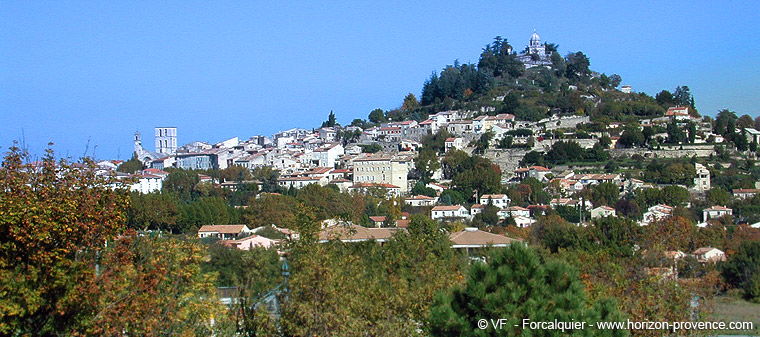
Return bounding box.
[245,193,300,229]
[474,131,494,154]
[415,148,441,182]
[401,93,420,112]
[660,185,691,207]
[117,154,144,173]
[321,110,338,128]
[368,108,387,124]
[163,169,201,201]
[497,136,513,149]
[618,126,645,148]
[359,143,383,153]
[655,90,675,107]
[721,241,760,302]
[478,36,524,79]
[705,187,731,207]
[714,109,738,136]
[592,182,620,206]
[565,51,591,81]
[428,244,626,336]
[666,120,686,144]
[127,192,180,232]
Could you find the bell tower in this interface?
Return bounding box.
[134,131,142,155]
[155,127,177,155]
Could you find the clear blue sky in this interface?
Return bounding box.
[2,1,759,160]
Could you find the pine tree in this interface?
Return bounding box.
[427,244,627,336]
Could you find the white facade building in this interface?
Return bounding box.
[431,205,469,221]
[155,127,177,155]
[353,153,409,193]
[694,163,710,191]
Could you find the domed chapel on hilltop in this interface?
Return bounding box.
[517,30,553,68]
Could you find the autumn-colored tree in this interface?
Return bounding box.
[281,214,463,337]
[0,145,129,334]
[75,233,229,335]
[642,216,698,252]
[220,164,254,182]
[244,193,300,228]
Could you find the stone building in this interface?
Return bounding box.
[352,153,409,193]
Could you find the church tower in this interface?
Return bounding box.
[155,127,177,155]
[133,131,145,159]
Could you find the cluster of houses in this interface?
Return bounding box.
[196,221,520,255]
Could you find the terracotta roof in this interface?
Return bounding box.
[318,224,401,242]
[308,167,333,174]
[279,176,322,181]
[407,195,436,200]
[445,137,458,142]
[432,205,466,211]
[369,216,387,222]
[198,225,248,234]
[733,189,760,194]
[665,106,689,116]
[350,183,400,189]
[704,206,732,211]
[449,228,519,247]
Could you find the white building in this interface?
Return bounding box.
[702,206,732,222]
[222,235,280,250]
[198,225,252,240]
[155,127,178,155]
[431,205,469,221]
[353,153,409,193]
[278,176,327,189]
[503,206,530,218]
[513,216,536,228]
[590,206,616,219]
[478,194,511,209]
[692,247,726,263]
[641,204,673,226]
[313,143,344,168]
[694,163,710,191]
[516,31,552,68]
[128,172,164,194]
[405,195,438,207]
[733,189,760,200]
[444,137,464,152]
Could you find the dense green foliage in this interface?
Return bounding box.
[722,241,760,302]
[428,244,626,336]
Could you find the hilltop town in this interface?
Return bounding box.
[5,32,760,335]
[115,32,760,231]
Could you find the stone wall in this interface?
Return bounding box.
[609,144,715,159]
